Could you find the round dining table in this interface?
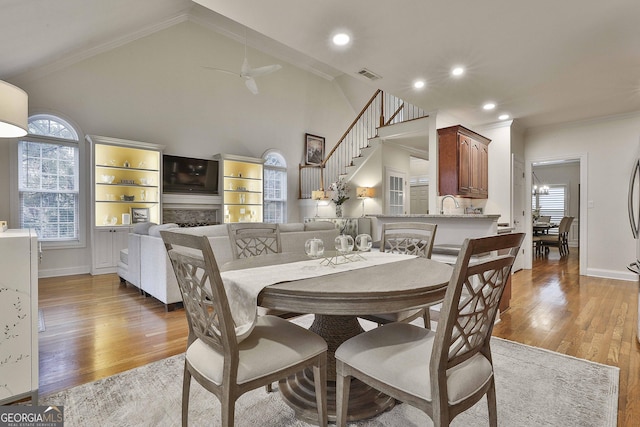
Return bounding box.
[222,252,453,423]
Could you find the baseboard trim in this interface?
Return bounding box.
[39,265,91,278]
[586,267,637,282]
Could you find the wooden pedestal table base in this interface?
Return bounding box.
[278,314,395,424]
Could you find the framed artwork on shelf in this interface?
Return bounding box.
[305,133,325,165]
[131,207,149,223]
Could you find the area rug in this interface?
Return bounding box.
[41,318,619,426]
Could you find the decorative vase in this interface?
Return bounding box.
[335,204,343,218]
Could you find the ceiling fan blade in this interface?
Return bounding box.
[245,78,259,95]
[202,66,239,76]
[244,64,282,78]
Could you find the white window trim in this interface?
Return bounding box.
[262,149,287,224]
[10,116,87,250]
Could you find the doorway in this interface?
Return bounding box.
[527,155,586,275]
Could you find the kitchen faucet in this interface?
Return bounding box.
[440,195,460,214]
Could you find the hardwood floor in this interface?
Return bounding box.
[38,249,639,425]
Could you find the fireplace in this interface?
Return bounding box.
[162,193,222,227]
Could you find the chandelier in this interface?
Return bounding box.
[532,171,549,195]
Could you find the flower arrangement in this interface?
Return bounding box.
[329,177,350,206]
[329,177,350,217]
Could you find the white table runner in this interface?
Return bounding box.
[221,251,416,342]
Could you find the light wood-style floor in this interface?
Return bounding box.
[38,249,639,425]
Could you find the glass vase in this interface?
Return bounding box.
[335,204,343,218]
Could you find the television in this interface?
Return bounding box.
[162,155,219,195]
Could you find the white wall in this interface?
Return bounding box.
[478,122,513,224]
[3,21,354,276]
[525,112,640,280]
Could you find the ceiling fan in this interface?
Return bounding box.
[203,35,281,95]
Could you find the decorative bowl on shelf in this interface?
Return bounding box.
[121,195,135,201]
[101,175,115,184]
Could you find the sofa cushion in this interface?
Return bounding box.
[279,223,304,232]
[148,223,180,237]
[304,221,335,231]
[133,222,157,235]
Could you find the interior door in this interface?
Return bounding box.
[512,156,525,271]
[385,168,408,215]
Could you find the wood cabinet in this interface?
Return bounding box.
[87,135,164,274]
[215,154,264,223]
[438,125,491,198]
[0,229,38,405]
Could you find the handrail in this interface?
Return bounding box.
[385,102,404,126]
[322,89,382,167]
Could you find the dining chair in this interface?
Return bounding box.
[537,215,551,224]
[160,230,328,427]
[538,216,574,256]
[335,232,525,427]
[228,223,282,259]
[227,223,299,316]
[361,222,438,329]
[227,222,302,391]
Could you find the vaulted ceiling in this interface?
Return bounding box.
[3,0,640,130]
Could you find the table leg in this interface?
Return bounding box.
[278,314,395,424]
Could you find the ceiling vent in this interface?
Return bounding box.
[357,68,381,81]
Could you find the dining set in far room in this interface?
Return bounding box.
[158,220,524,426]
[532,215,575,257]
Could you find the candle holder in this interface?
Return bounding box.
[355,233,372,252]
[305,237,325,258]
[334,234,354,254]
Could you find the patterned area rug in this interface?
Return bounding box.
[41,317,619,426]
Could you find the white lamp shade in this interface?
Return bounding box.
[0,80,28,138]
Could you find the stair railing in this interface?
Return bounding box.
[299,90,427,199]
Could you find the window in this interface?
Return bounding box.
[17,114,82,243]
[532,185,567,225]
[262,150,287,223]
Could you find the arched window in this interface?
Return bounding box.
[17,114,83,243]
[262,150,287,223]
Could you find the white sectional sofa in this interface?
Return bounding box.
[117,221,339,310]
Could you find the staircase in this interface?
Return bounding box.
[298,90,428,199]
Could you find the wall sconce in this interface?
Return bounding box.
[312,190,329,217]
[356,187,375,217]
[0,80,28,138]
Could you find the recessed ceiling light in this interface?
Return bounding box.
[483,102,496,110]
[451,66,464,77]
[332,33,350,46]
[413,80,426,89]
[499,114,510,120]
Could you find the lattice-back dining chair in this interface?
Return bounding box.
[228,223,281,259]
[538,216,574,256]
[361,222,438,328]
[335,233,525,427]
[160,230,328,427]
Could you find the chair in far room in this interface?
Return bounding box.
[161,231,328,427]
[360,222,438,329]
[538,216,574,257]
[335,233,525,427]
